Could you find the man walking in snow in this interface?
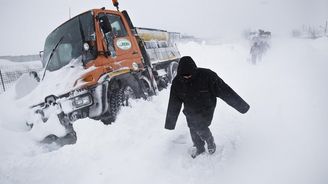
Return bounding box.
[165,56,250,158]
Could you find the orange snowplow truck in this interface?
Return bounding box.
[30,2,180,125]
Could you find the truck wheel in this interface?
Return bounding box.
[167,61,178,83]
[101,88,119,125]
[101,81,139,125]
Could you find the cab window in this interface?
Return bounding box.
[107,14,128,37]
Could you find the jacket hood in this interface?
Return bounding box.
[177,56,197,76]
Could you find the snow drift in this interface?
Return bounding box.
[0,37,328,184]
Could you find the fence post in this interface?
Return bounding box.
[0,69,5,92]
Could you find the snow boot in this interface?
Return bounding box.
[208,142,216,154]
[191,147,205,159]
[206,136,216,154]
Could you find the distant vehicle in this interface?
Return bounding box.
[258,29,271,38]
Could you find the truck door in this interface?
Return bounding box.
[102,13,140,69]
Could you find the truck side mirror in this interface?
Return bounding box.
[39,51,44,59]
[29,71,40,82]
[99,15,112,34]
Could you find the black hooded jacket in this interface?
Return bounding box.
[165,56,250,130]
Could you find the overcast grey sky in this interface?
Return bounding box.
[0,0,327,55]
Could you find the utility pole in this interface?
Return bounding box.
[319,21,327,37]
[69,7,71,19]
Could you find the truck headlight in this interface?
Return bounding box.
[132,62,139,71]
[72,95,92,108]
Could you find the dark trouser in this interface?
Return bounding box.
[189,126,215,151]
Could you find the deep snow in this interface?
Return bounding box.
[0,37,328,184]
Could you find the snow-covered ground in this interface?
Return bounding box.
[0,37,327,184]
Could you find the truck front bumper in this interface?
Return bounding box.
[30,82,109,125]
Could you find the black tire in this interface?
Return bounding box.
[101,88,121,124]
[101,80,139,125]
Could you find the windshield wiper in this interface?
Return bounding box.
[41,36,65,80]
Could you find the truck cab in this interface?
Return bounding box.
[42,9,143,85]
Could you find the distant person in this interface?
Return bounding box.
[165,56,250,158]
[250,40,270,64]
[250,42,261,64]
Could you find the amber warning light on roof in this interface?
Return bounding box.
[112,0,119,10]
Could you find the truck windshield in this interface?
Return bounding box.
[42,12,95,71]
